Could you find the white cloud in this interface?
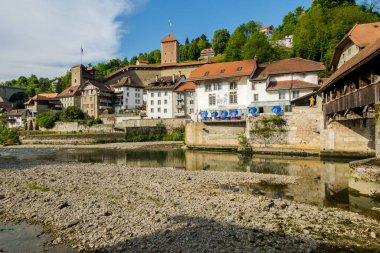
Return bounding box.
[0,0,143,81]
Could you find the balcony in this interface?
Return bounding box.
[323,82,380,115]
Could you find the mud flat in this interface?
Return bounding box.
[0,160,379,252]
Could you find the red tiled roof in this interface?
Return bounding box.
[188,59,257,81]
[252,58,326,79]
[161,34,177,43]
[146,75,184,91]
[8,109,28,117]
[331,22,380,69]
[174,81,195,92]
[200,48,214,54]
[81,80,111,92]
[24,93,59,105]
[58,85,81,97]
[260,25,273,31]
[267,80,320,91]
[321,37,380,91]
[110,76,144,89]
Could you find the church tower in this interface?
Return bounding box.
[161,34,179,64]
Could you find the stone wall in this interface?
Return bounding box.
[117,118,188,132]
[247,106,321,150]
[185,122,245,148]
[41,122,116,133]
[320,118,375,157]
[21,133,126,145]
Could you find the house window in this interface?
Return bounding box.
[164,92,168,96]
[208,94,216,106]
[151,93,154,97]
[136,93,140,98]
[126,92,129,97]
[279,91,286,100]
[236,67,242,71]
[252,83,257,90]
[292,90,300,99]
[135,88,139,92]
[164,99,168,104]
[158,92,161,97]
[204,71,210,76]
[135,99,140,104]
[253,94,259,102]
[213,83,222,90]
[190,108,194,113]
[164,109,167,113]
[190,100,194,104]
[151,100,154,105]
[220,69,225,73]
[125,99,128,103]
[229,91,237,104]
[151,108,154,113]
[158,100,161,105]
[230,82,237,90]
[158,108,161,113]
[205,84,212,92]
[189,92,194,97]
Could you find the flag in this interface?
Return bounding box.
[81,47,84,54]
[168,19,172,28]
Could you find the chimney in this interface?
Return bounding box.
[172,74,176,82]
[156,75,159,82]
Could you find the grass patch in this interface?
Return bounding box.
[25,184,50,192]
[147,196,161,204]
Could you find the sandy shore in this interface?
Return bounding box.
[1,160,380,252]
[1,141,184,151]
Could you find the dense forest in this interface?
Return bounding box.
[1,0,380,96]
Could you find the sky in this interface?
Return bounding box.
[0,0,312,82]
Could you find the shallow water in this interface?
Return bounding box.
[0,222,76,253]
[1,147,379,220]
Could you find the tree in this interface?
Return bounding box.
[60,106,84,122]
[130,56,138,65]
[147,49,161,64]
[272,7,304,40]
[212,29,230,54]
[36,111,58,129]
[243,32,277,62]
[312,0,356,8]
[224,25,247,61]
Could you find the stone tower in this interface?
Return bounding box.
[161,34,179,64]
[71,65,83,87]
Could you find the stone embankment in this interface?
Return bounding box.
[1,160,380,252]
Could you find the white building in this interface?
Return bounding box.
[260,25,275,39]
[110,76,144,113]
[146,75,186,119]
[250,58,325,113]
[189,58,326,119]
[189,60,257,119]
[7,109,29,128]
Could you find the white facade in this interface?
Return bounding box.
[195,77,251,115]
[337,42,360,69]
[146,90,174,119]
[114,86,143,112]
[60,96,80,109]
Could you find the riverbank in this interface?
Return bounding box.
[1,141,184,151]
[1,160,379,252]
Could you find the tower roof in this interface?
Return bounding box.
[161,34,177,43]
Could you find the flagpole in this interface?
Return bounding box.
[80,46,83,65]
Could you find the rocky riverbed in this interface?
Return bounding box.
[1,160,380,252]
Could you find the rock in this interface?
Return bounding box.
[303,229,311,235]
[370,232,377,238]
[0,194,5,200]
[58,201,69,209]
[66,220,80,228]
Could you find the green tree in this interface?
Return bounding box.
[212,29,230,55]
[130,56,138,65]
[36,111,58,129]
[60,106,84,122]
[224,25,247,61]
[312,0,356,8]
[147,49,161,64]
[243,32,277,62]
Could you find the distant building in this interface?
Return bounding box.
[260,25,275,39]
[24,93,61,117]
[58,65,97,109]
[7,109,29,129]
[250,58,326,113]
[110,76,144,112]
[146,75,186,119]
[331,22,380,71]
[173,81,196,118]
[80,80,113,118]
[199,48,215,59]
[161,34,179,64]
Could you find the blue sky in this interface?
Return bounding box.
[117,0,312,60]
[0,0,312,81]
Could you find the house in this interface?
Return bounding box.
[110,76,144,113]
[188,59,257,119]
[199,48,215,59]
[173,81,196,118]
[24,93,62,117]
[260,25,275,39]
[80,80,113,118]
[331,22,380,71]
[276,35,293,49]
[7,109,28,128]
[58,65,97,109]
[146,75,186,119]
[250,58,326,113]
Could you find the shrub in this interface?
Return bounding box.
[60,106,84,122]
[36,111,58,129]
[86,117,103,127]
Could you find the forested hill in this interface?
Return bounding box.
[2,0,380,96]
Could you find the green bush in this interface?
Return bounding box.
[36,111,59,129]
[86,117,103,127]
[60,106,84,122]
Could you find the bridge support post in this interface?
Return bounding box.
[375,103,380,158]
